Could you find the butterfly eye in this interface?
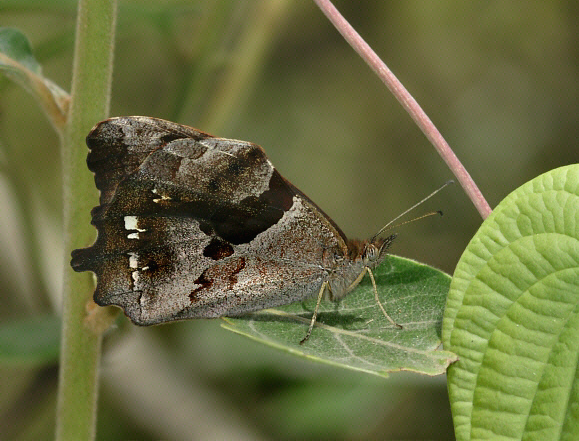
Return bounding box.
[366,244,378,261]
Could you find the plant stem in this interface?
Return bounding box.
[56,1,118,440]
[313,0,492,219]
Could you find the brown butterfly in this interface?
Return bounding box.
[71,117,446,342]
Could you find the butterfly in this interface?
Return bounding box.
[71,116,441,343]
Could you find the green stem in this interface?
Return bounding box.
[56,1,118,440]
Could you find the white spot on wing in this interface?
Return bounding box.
[124,216,146,239]
[124,216,138,230]
[151,188,172,203]
[128,252,139,268]
[152,194,172,203]
[128,252,140,289]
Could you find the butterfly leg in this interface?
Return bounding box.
[300,280,328,344]
[366,267,403,329]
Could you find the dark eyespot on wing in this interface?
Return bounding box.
[203,238,234,260]
[190,271,213,302]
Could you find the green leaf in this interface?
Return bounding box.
[0,27,42,73]
[444,164,579,441]
[222,255,456,377]
[0,27,69,129]
[0,315,61,366]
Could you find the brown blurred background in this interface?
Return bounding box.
[1,1,576,439]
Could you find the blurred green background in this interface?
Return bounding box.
[0,1,576,439]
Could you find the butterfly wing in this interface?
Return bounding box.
[71,117,349,325]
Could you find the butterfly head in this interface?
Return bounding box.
[345,232,397,270]
[328,233,396,302]
[363,233,397,268]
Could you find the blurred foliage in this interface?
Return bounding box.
[0,0,576,439]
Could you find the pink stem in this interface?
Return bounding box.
[313,0,492,219]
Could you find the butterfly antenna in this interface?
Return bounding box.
[371,180,454,242]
